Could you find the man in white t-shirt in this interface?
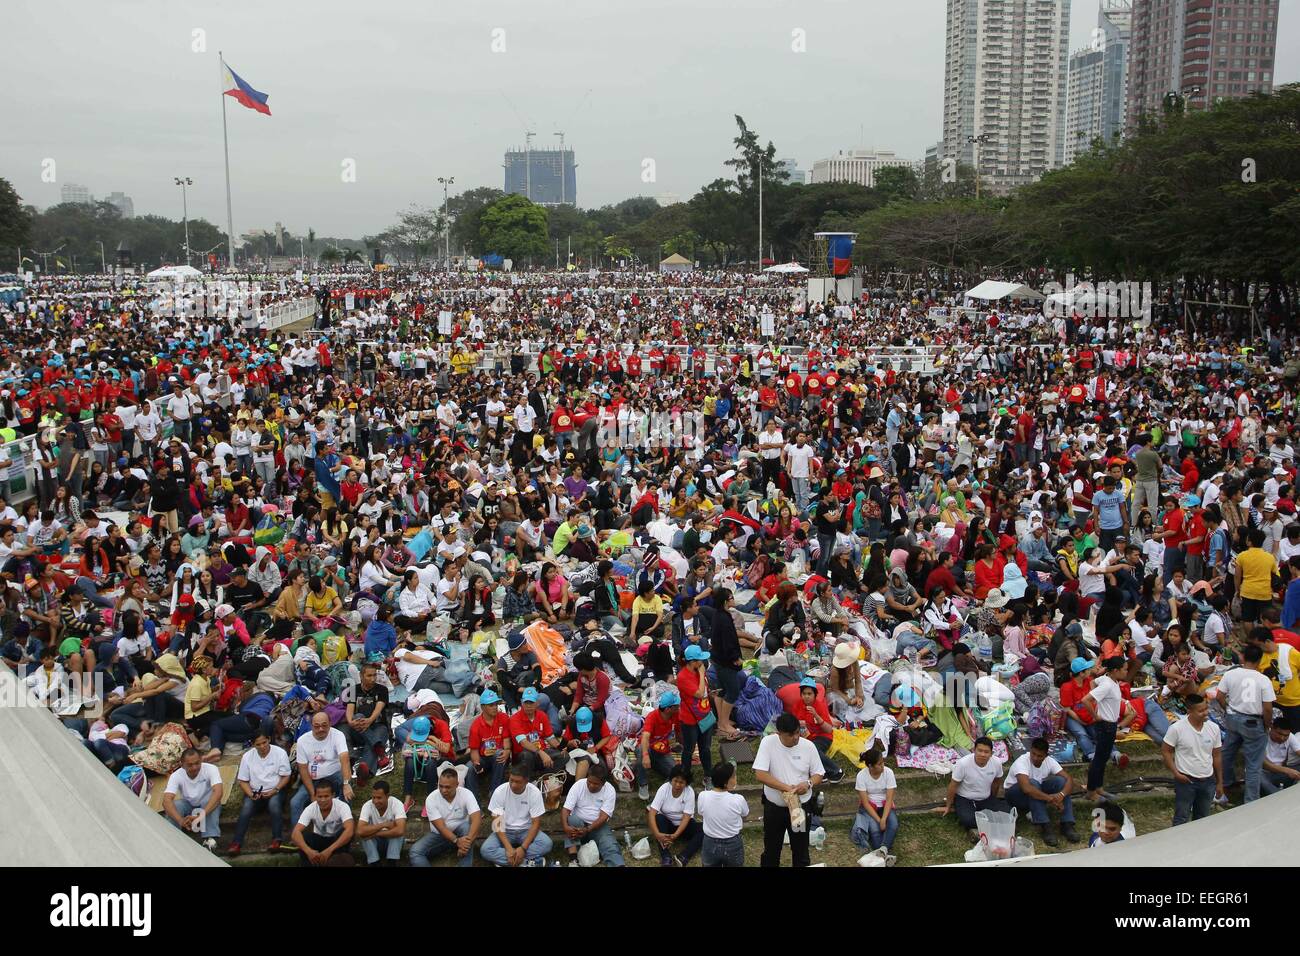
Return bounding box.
[939,736,1006,835]
[163,748,223,847]
[292,779,355,866]
[230,732,292,855]
[290,711,353,821]
[648,765,703,866]
[1215,644,1276,803]
[1081,657,1126,799]
[1162,693,1225,825]
[753,713,824,868]
[1262,722,1300,796]
[410,766,482,867]
[355,780,406,866]
[1004,737,1078,846]
[481,766,553,867]
[781,433,817,513]
[561,763,624,866]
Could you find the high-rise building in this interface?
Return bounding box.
[1126,0,1279,131]
[941,0,1072,194]
[1066,1,1132,164]
[809,150,914,188]
[504,146,576,206]
[105,191,134,218]
[61,183,92,205]
[776,158,804,184]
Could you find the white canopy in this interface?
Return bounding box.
[964,280,1044,302]
[0,669,227,867]
[146,265,203,281]
[763,261,809,274]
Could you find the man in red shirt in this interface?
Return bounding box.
[784,370,803,414]
[637,691,682,798]
[1182,496,1208,582]
[550,402,575,455]
[467,689,513,800]
[508,687,563,778]
[1157,493,1187,583]
[625,351,642,379]
[758,382,779,426]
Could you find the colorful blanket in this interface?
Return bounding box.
[895,739,1010,771]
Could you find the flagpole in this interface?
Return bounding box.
[219,51,236,272]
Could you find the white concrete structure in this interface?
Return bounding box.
[0,669,227,867]
[60,182,92,205]
[809,149,913,188]
[941,0,1072,194]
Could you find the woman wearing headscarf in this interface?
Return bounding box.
[884,566,924,622]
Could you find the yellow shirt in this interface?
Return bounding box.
[1237,547,1277,601]
[1262,645,1300,707]
[631,594,664,620]
[185,675,211,720]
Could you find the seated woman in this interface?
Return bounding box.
[762,583,807,655]
[459,573,496,632]
[627,580,666,648]
[884,567,924,622]
[808,579,850,638]
[501,571,542,626]
[304,573,345,632]
[532,563,575,623]
[269,569,309,644]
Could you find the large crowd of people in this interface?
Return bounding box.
[3,266,1299,867]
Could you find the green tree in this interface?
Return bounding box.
[478,194,550,263]
[0,177,33,268]
[448,187,505,256]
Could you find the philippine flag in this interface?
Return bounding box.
[222,62,271,115]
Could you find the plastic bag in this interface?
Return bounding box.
[858,848,897,867]
[631,838,652,861]
[826,727,874,768]
[577,841,601,867]
[975,807,1018,860]
[1013,836,1035,858]
[869,634,897,664]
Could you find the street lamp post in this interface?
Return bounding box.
[437,176,455,268]
[34,244,65,274]
[757,155,763,271]
[174,177,193,265]
[966,133,992,200]
[96,240,106,274]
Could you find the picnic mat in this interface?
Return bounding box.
[895,739,1010,771]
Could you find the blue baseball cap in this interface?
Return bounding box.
[521,687,540,703]
[799,677,818,689]
[409,716,431,743]
[683,645,710,662]
[1071,656,1093,674]
[575,706,593,732]
[480,689,502,706]
[658,690,681,708]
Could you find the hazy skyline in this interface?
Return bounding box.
[4,0,1297,240]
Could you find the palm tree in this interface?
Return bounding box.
[343,250,364,267]
[319,247,342,265]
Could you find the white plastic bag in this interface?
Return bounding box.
[577,841,601,867]
[975,807,1018,860]
[631,838,652,860]
[1013,836,1036,858]
[858,848,897,867]
[869,634,897,664]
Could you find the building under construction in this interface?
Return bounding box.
[504,145,576,206]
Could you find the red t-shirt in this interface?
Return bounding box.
[508,709,553,749]
[784,373,802,397]
[469,711,512,758]
[640,708,680,753]
[550,408,574,434]
[675,667,712,726]
[1059,677,1094,724]
[625,354,642,377]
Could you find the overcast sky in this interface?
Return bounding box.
[3,0,1296,239]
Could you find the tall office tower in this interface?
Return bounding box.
[1126,0,1279,131]
[941,0,1072,194]
[1066,1,1133,164]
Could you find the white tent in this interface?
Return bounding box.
[763,261,809,274]
[964,280,1045,302]
[945,783,1300,868]
[0,669,227,867]
[146,265,203,281]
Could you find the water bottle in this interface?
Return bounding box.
[623,829,632,850]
